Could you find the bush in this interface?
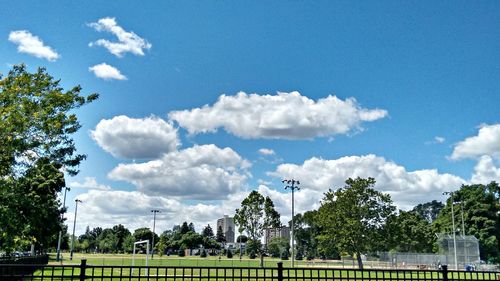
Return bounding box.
[200,249,207,258]
[281,250,289,260]
[295,251,303,261]
[249,251,256,259]
[178,249,185,257]
[226,249,233,258]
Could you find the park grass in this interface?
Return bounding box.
[29,253,498,280]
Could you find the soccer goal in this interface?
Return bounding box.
[132,240,149,275]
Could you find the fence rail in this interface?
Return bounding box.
[0,259,499,281]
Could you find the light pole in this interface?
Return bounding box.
[283,179,300,268]
[56,186,70,262]
[151,209,160,259]
[70,199,82,261]
[443,192,458,270]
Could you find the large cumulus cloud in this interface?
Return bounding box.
[169,91,387,140]
[108,144,250,200]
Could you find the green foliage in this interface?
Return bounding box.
[133,227,158,246]
[236,235,248,243]
[200,248,207,257]
[234,190,281,244]
[433,182,500,263]
[385,210,434,253]
[316,177,396,269]
[267,237,290,258]
[226,249,233,258]
[249,251,256,259]
[202,224,214,238]
[412,200,444,223]
[216,225,226,243]
[291,210,320,259]
[178,248,185,257]
[0,64,97,254]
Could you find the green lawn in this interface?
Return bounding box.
[27,253,498,280]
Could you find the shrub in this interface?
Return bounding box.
[249,251,256,259]
[227,249,233,258]
[178,249,185,257]
[200,249,207,258]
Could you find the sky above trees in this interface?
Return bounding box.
[1,1,499,235]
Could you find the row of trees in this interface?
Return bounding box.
[232,178,499,268]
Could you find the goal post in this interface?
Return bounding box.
[132,240,149,275]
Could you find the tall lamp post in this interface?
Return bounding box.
[151,209,160,259]
[56,186,70,262]
[443,192,458,270]
[70,199,82,261]
[283,179,300,268]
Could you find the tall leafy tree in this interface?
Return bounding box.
[291,211,320,259]
[412,200,444,223]
[202,224,214,239]
[0,65,97,254]
[234,190,281,267]
[216,225,226,244]
[316,177,396,269]
[385,210,434,253]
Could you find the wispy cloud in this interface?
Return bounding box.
[89,63,127,80]
[8,30,59,61]
[258,148,275,156]
[88,17,151,57]
[68,177,112,191]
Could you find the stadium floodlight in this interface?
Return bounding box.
[283,179,300,268]
[56,186,70,262]
[132,240,149,275]
[443,191,458,270]
[70,199,82,261]
[151,210,160,259]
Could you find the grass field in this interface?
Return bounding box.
[28,253,498,280]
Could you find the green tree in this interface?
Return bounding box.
[0,64,97,254]
[433,182,499,263]
[234,190,281,267]
[316,177,396,269]
[112,224,131,252]
[216,225,226,244]
[385,210,434,253]
[202,224,214,239]
[291,211,320,260]
[412,200,444,223]
[267,237,290,258]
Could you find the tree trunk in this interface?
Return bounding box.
[356,252,363,270]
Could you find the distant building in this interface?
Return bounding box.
[264,226,290,245]
[217,215,235,243]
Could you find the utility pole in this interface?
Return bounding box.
[70,199,82,261]
[443,192,458,270]
[56,186,70,262]
[283,179,300,268]
[151,209,160,259]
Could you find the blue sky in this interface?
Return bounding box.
[2,1,499,235]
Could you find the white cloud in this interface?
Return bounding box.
[451,124,500,160]
[471,155,500,184]
[169,91,388,140]
[88,17,152,57]
[89,63,127,80]
[271,154,466,209]
[8,30,59,61]
[66,188,250,236]
[258,148,275,156]
[434,136,445,144]
[108,144,251,200]
[68,177,112,191]
[91,115,180,159]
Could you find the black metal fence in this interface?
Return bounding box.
[1,259,499,281]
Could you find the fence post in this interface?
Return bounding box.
[79,259,87,281]
[277,262,283,281]
[441,265,448,281]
